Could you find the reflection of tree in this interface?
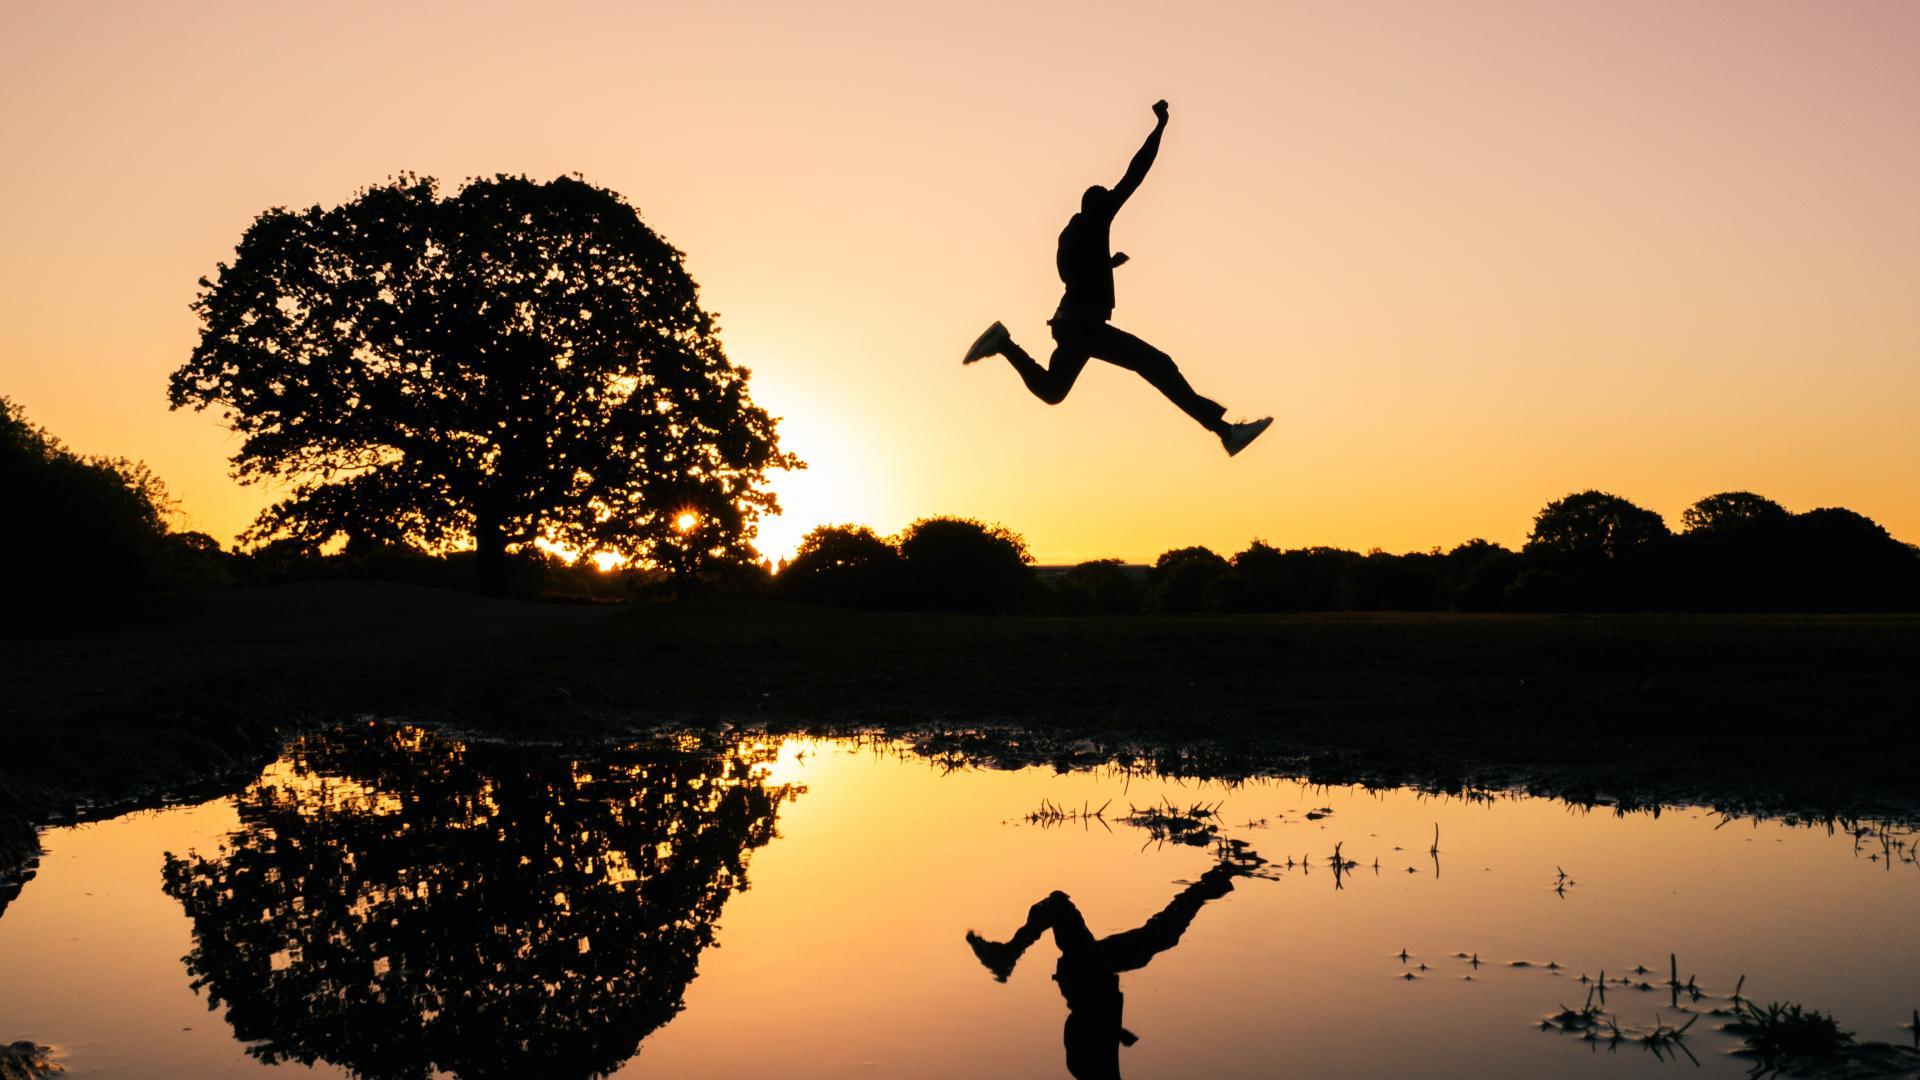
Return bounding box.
[161,724,798,1079]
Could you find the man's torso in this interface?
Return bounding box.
[1055,211,1115,321]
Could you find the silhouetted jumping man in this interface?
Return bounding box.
[963,100,1273,456]
[964,855,1257,1080]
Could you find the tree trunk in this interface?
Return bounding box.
[475,509,508,599]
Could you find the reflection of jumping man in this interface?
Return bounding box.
[964,100,1273,457]
[964,859,1249,1080]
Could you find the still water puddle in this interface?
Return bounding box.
[2,724,1916,1078]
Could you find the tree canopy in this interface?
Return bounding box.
[1682,491,1789,533]
[1523,490,1670,567]
[168,174,798,595]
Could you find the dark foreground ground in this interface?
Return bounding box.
[5,582,1920,878]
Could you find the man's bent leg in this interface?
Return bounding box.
[966,890,1096,981]
[1085,323,1230,436]
[1001,333,1091,406]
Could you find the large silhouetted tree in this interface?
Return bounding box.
[168,175,799,596]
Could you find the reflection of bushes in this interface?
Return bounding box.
[161,724,797,1080]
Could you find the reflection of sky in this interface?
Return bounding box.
[5,3,1919,563]
[1,737,1916,1078]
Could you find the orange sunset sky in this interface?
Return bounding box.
[4,2,1916,564]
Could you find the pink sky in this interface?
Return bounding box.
[4,2,1916,561]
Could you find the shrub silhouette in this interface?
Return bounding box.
[1206,541,1287,613]
[781,524,905,608]
[1772,507,1920,611]
[1503,568,1579,612]
[1349,549,1446,611]
[1205,543,1360,613]
[1443,539,1523,612]
[1054,559,1143,615]
[1522,490,1673,609]
[1144,546,1230,614]
[1043,559,1143,615]
[897,517,1036,613]
[155,530,235,591]
[1,397,216,607]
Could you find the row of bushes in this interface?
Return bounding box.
[779,518,1038,613]
[782,491,1920,614]
[205,493,1920,614]
[14,393,1916,614]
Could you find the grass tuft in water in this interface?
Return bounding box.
[1022,798,1111,828]
[1727,1000,1854,1066]
[1120,798,1223,847]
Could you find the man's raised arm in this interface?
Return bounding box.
[1110,100,1170,210]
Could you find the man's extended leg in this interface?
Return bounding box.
[1078,323,1231,436]
[1095,861,1240,974]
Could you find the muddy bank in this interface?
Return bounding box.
[1,583,614,878]
[5,585,1919,876]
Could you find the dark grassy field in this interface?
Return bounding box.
[5,582,1920,876]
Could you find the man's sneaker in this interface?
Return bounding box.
[965,931,1019,982]
[962,321,1011,364]
[1221,416,1274,457]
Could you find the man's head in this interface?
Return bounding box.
[1081,185,1113,215]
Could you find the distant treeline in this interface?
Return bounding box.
[780,490,1920,614]
[11,397,1917,614]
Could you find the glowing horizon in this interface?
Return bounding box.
[4,2,1916,565]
